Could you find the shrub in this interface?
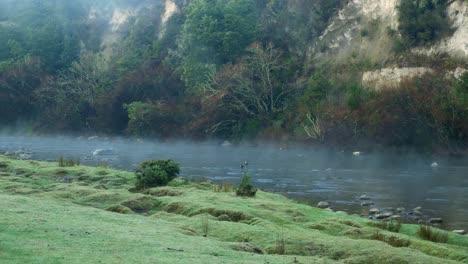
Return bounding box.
[397,0,452,47]
[418,225,448,243]
[135,159,180,189]
[236,171,257,197]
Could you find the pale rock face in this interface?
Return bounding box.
[359,0,399,29]
[362,67,433,91]
[318,0,398,44]
[448,67,468,80]
[437,0,468,57]
[110,8,135,32]
[162,0,178,25]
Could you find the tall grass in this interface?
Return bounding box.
[418,225,448,243]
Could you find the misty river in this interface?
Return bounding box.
[1,135,467,231]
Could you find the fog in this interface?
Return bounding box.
[1,134,467,230]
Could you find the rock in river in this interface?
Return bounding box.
[359,195,371,200]
[92,149,116,156]
[376,212,393,219]
[317,201,330,209]
[361,201,374,206]
[452,230,465,235]
[428,218,443,224]
[369,208,380,214]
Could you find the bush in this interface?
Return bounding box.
[397,0,452,47]
[135,159,180,189]
[418,225,448,243]
[236,171,257,197]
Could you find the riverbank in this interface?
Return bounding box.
[0,155,467,263]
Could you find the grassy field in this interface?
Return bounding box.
[0,155,467,263]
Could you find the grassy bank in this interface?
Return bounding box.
[0,156,467,263]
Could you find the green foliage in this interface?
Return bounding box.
[346,84,365,110]
[236,171,257,197]
[418,225,448,243]
[135,160,180,189]
[124,101,185,138]
[397,0,452,47]
[299,72,331,113]
[177,0,257,89]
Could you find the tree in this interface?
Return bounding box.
[397,0,452,47]
[215,43,292,117]
[177,0,257,90]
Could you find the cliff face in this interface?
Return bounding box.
[315,0,467,60]
[308,0,467,90]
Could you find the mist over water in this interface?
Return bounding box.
[0,134,467,230]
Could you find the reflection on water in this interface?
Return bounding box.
[0,135,467,230]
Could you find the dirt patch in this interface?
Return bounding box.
[194,208,252,222]
[339,220,362,228]
[369,232,411,247]
[121,196,161,213]
[0,161,10,170]
[231,243,264,254]
[145,188,183,197]
[106,204,133,214]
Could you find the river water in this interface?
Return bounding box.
[1,135,467,231]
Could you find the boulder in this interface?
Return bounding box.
[452,230,465,235]
[92,149,116,156]
[428,218,443,224]
[396,207,405,212]
[361,201,374,206]
[369,208,380,214]
[221,140,232,147]
[391,215,401,221]
[376,212,393,219]
[359,195,371,200]
[317,201,330,209]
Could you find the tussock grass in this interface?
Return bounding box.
[418,225,449,243]
[368,220,401,233]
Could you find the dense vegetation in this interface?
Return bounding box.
[397,0,452,47]
[0,0,466,152]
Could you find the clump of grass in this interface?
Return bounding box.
[201,216,210,237]
[58,156,80,167]
[368,221,401,233]
[418,225,448,243]
[274,234,286,255]
[213,182,234,192]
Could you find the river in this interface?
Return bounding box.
[1,135,467,231]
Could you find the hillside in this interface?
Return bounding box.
[0,0,467,151]
[0,155,467,263]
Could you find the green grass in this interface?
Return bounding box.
[0,155,467,263]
